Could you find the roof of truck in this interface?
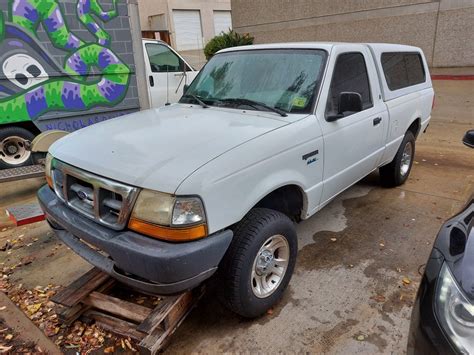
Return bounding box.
[217,42,422,53]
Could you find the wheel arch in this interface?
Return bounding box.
[407,117,421,138]
[0,121,41,136]
[252,183,307,222]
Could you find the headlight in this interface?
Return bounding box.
[435,263,474,354]
[128,189,207,242]
[45,153,53,188]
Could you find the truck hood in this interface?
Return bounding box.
[50,104,287,193]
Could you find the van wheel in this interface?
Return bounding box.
[379,131,415,187]
[218,208,297,318]
[0,127,35,169]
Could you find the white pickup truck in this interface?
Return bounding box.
[39,42,434,318]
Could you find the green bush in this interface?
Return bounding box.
[204,30,254,60]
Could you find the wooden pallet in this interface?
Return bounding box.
[51,268,202,354]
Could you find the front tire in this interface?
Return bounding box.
[218,208,297,318]
[0,127,35,169]
[379,131,415,187]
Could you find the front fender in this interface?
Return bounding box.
[176,116,324,233]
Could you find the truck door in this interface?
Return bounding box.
[143,42,195,108]
[317,45,387,205]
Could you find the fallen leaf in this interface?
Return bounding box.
[4,334,13,340]
[124,339,136,351]
[0,345,12,352]
[371,294,386,303]
[267,308,274,315]
[27,303,42,315]
[330,238,337,242]
[0,306,5,311]
[356,335,365,341]
[402,277,411,285]
[104,346,115,353]
[379,243,385,247]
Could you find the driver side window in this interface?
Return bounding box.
[326,52,373,118]
[145,43,188,73]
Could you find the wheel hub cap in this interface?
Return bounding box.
[251,234,290,298]
[0,136,31,165]
[400,142,413,176]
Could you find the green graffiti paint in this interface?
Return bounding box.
[0,0,131,125]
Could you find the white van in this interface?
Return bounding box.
[142,39,199,108]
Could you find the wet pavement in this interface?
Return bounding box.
[0,79,473,353]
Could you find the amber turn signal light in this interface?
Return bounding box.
[46,175,53,189]
[128,218,207,242]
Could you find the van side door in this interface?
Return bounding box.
[143,42,195,108]
[316,45,388,205]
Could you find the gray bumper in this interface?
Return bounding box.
[38,185,233,294]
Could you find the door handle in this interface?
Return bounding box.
[149,75,154,87]
[373,117,382,126]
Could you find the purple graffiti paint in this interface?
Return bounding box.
[66,53,88,74]
[25,86,48,119]
[86,22,100,34]
[7,40,23,47]
[98,48,119,69]
[12,0,39,23]
[98,79,126,102]
[61,82,86,109]
[65,33,81,50]
[44,8,65,32]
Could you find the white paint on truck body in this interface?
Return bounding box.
[50,42,434,234]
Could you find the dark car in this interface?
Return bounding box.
[408,130,474,354]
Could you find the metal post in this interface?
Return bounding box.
[127,0,150,110]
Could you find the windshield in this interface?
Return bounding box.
[179,49,327,114]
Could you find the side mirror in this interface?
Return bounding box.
[183,84,189,94]
[326,92,363,122]
[462,130,474,148]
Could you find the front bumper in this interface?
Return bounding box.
[38,185,233,294]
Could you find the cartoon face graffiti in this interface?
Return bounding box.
[0,0,130,124]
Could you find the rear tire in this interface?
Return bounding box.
[0,127,35,169]
[379,131,415,187]
[218,208,297,318]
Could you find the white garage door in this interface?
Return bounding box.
[213,11,232,35]
[172,10,203,51]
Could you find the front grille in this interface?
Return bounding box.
[51,159,139,230]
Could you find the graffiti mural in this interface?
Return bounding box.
[0,0,132,126]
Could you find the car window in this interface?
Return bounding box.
[381,52,425,90]
[145,43,187,73]
[180,49,327,114]
[326,52,373,118]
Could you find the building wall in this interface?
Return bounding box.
[231,0,474,67]
[139,0,231,68]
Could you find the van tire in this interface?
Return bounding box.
[379,131,415,187]
[218,208,297,318]
[0,127,35,169]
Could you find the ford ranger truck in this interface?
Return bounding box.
[38,43,434,318]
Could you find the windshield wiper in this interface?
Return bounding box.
[219,98,288,117]
[182,94,209,108]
